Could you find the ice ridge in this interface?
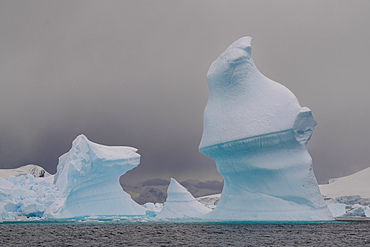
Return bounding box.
[156,178,211,219]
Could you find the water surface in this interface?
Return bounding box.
[0,221,369,246]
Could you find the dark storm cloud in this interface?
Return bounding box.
[0,1,369,185]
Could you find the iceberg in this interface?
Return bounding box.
[0,134,146,219]
[199,37,333,221]
[0,174,57,219]
[342,205,366,218]
[156,178,211,219]
[0,177,14,218]
[48,134,146,218]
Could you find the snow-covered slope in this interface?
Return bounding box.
[0,164,51,179]
[319,167,370,217]
[320,167,370,199]
[196,193,221,209]
[156,178,211,219]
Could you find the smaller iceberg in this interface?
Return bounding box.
[0,134,146,219]
[48,134,146,218]
[156,178,211,219]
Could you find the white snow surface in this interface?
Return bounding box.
[196,193,221,209]
[156,178,211,219]
[199,37,332,221]
[319,166,370,218]
[319,167,370,199]
[0,164,51,179]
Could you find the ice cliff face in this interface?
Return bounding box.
[199,37,333,221]
[156,178,211,219]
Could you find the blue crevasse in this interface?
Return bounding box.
[199,37,333,221]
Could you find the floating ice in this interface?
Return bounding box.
[0,134,146,219]
[156,178,211,219]
[0,174,57,219]
[199,37,333,221]
[342,205,366,218]
[48,134,146,218]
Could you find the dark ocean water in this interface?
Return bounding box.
[0,221,369,247]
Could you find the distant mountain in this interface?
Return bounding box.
[123,178,223,204]
[134,187,167,205]
[177,179,223,198]
[0,164,51,179]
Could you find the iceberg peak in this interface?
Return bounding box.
[226,36,252,55]
[201,36,302,148]
[166,178,198,202]
[156,178,211,219]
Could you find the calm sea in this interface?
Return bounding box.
[0,220,369,246]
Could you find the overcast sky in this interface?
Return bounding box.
[0,1,369,185]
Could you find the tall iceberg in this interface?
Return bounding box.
[156,178,211,219]
[199,37,333,221]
